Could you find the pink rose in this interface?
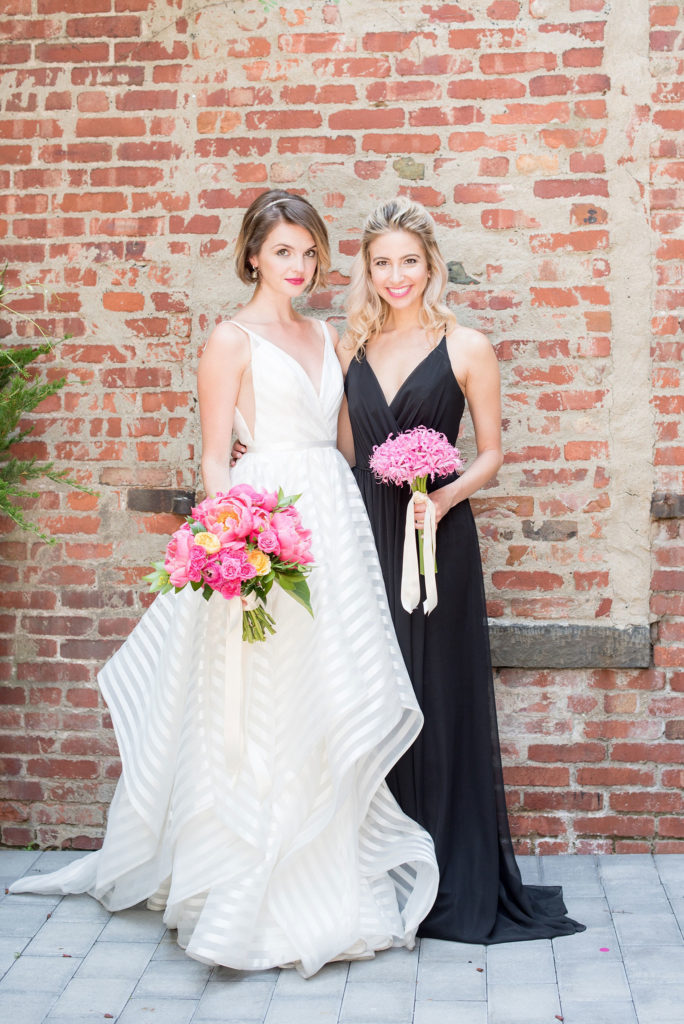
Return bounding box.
[203,562,223,590]
[257,528,280,555]
[187,544,209,583]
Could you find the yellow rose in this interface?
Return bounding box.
[247,549,271,576]
[194,532,221,554]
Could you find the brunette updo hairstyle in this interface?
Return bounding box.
[235,189,330,294]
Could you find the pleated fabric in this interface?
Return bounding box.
[11,322,438,978]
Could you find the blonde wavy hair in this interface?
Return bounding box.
[345,196,457,358]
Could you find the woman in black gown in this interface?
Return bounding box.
[338,197,584,944]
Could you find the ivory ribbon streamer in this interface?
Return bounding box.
[223,596,245,772]
[400,492,438,615]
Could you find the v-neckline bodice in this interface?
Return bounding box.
[364,336,447,410]
[230,320,328,399]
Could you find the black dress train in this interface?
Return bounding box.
[346,336,585,943]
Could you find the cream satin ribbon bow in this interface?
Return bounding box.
[400,491,438,615]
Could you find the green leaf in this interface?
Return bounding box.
[277,573,313,616]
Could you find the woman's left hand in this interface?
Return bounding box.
[413,487,453,530]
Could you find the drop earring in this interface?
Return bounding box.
[250,264,258,280]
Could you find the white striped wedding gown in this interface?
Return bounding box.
[11,320,438,978]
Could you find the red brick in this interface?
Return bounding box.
[67,15,140,36]
[36,42,110,62]
[481,52,556,74]
[492,102,571,125]
[114,40,188,62]
[449,78,526,99]
[116,89,177,111]
[329,109,404,130]
[529,742,605,763]
[278,136,354,155]
[575,816,655,837]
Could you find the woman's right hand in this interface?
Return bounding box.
[231,439,247,467]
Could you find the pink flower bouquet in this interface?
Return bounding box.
[144,484,314,642]
[369,427,463,613]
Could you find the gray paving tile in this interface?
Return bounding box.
[134,957,212,998]
[340,981,415,1022]
[77,939,156,979]
[416,959,485,1001]
[153,931,192,960]
[0,989,58,1024]
[48,976,136,1018]
[0,951,80,992]
[487,983,561,1024]
[194,979,275,1020]
[418,939,485,965]
[98,903,166,942]
[276,959,348,994]
[0,935,30,978]
[0,849,42,874]
[599,855,663,897]
[486,938,555,982]
[606,891,672,913]
[552,924,621,961]
[622,944,684,984]
[265,993,344,1023]
[631,985,684,1023]
[556,958,631,1002]
[118,997,198,1024]
[348,947,417,982]
[0,898,55,937]
[25,851,90,875]
[655,854,684,896]
[560,1002,638,1024]
[540,854,603,897]
[670,896,684,934]
[612,909,683,947]
[24,918,105,957]
[414,1004,487,1024]
[48,893,111,923]
[210,965,280,985]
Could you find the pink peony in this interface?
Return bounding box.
[201,494,254,543]
[229,483,279,512]
[164,526,195,587]
[271,508,314,565]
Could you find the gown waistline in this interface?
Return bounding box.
[246,439,336,454]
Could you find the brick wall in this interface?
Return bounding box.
[0,0,682,851]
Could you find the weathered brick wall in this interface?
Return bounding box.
[0,0,682,851]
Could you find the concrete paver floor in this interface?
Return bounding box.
[0,852,682,1024]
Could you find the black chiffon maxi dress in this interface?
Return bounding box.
[345,336,585,944]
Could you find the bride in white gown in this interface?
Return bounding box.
[11,189,438,978]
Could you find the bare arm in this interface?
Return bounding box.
[197,322,250,497]
[415,328,503,527]
[334,330,356,467]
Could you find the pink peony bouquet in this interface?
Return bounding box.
[369,427,464,579]
[144,484,314,642]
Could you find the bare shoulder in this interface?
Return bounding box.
[445,323,493,360]
[200,320,251,368]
